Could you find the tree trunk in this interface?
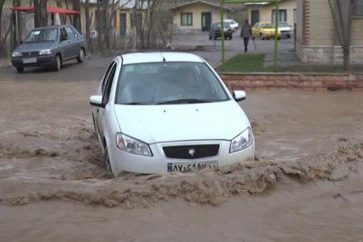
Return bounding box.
[34,0,48,27]
[85,0,91,48]
[56,0,66,24]
[0,0,6,57]
[72,0,81,32]
[328,0,353,71]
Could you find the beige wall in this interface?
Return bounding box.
[248,0,296,27]
[173,3,229,32]
[352,18,363,46]
[308,0,334,46]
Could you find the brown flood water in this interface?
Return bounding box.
[0,75,363,241]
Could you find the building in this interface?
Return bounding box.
[245,0,296,27]
[170,0,231,33]
[296,0,363,64]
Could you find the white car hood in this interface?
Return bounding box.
[114,101,251,144]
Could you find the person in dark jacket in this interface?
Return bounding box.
[240,19,252,53]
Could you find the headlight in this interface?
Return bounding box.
[229,127,253,153]
[12,51,22,57]
[39,49,51,55]
[116,133,152,157]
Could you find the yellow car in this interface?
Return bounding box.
[252,22,281,40]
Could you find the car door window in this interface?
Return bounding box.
[102,62,117,106]
[65,27,75,40]
[101,62,116,94]
[60,27,68,41]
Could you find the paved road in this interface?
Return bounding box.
[0,32,295,74]
[173,32,296,67]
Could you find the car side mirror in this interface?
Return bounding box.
[90,95,104,108]
[233,90,246,102]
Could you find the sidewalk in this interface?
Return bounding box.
[0,58,11,68]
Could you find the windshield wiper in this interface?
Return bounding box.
[156,99,212,105]
[122,102,149,105]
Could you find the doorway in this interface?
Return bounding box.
[201,12,211,31]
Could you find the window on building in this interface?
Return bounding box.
[272,9,287,23]
[355,0,363,16]
[181,12,193,26]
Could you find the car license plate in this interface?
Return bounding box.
[167,161,218,172]
[22,58,37,64]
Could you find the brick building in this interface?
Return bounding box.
[296,0,363,64]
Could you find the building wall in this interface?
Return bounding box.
[248,0,296,27]
[173,3,228,32]
[296,0,363,64]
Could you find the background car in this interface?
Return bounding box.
[252,22,281,40]
[209,22,234,40]
[11,24,86,73]
[89,52,255,176]
[223,19,239,31]
[278,22,292,38]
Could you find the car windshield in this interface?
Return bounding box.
[261,23,274,28]
[279,23,289,27]
[24,28,58,42]
[116,62,230,105]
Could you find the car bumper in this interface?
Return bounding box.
[108,139,255,176]
[11,55,56,68]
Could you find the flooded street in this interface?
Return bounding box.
[0,59,362,241]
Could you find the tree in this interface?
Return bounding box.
[0,0,11,57]
[84,0,91,48]
[73,0,81,32]
[33,0,48,27]
[328,0,354,71]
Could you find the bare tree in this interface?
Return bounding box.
[328,0,354,71]
[73,0,82,32]
[33,0,48,27]
[84,0,91,47]
[0,0,9,57]
[56,0,66,24]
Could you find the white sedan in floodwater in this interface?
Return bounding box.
[90,52,255,176]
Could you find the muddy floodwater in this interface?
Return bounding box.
[0,60,363,242]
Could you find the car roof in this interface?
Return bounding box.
[120,52,205,65]
[32,25,74,31]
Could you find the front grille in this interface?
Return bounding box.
[22,51,39,57]
[163,144,220,159]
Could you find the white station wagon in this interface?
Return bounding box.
[90,52,255,176]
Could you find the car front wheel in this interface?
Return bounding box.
[16,67,24,73]
[53,55,61,72]
[103,144,113,176]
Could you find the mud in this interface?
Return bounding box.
[1,61,363,241]
[1,136,362,208]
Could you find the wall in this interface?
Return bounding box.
[296,0,363,64]
[220,73,363,91]
[173,3,228,33]
[248,0,296,27]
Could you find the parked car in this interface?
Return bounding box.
[11,25,86,73]
[209,22,234,40]
[252,22,281,40]
[223,19,239,31]
[278,22,292,38]
[90,52,255,176]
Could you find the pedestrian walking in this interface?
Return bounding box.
[240,20,252,53]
